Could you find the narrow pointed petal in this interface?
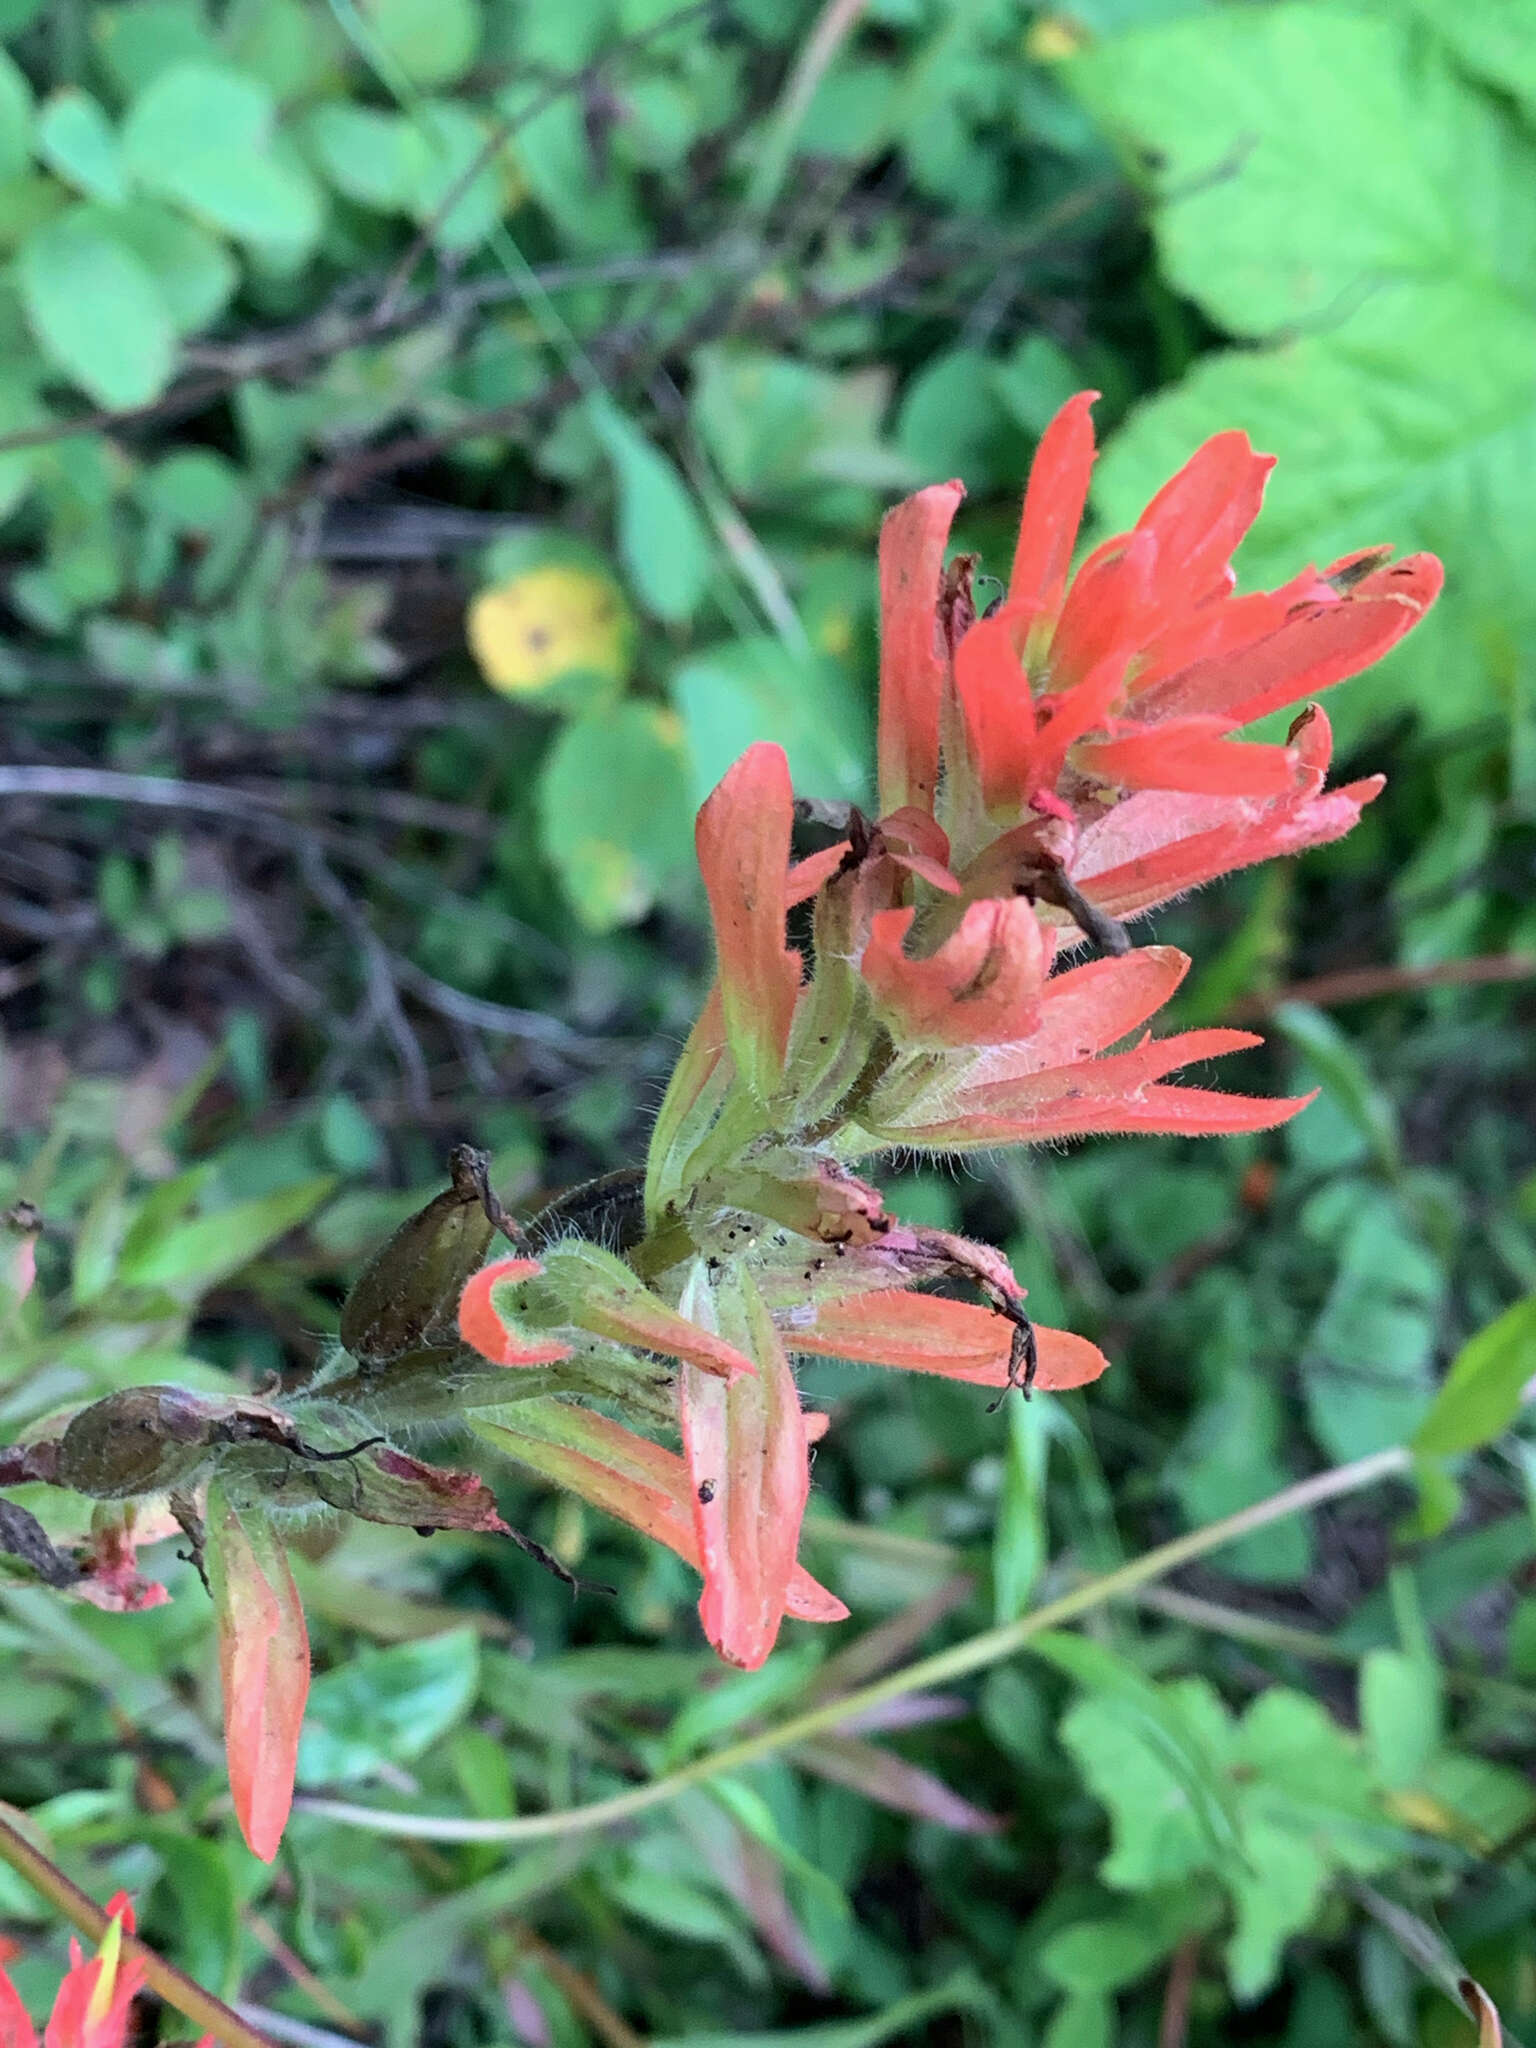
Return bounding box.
[1046,528,1155,692]
[1025,660,1129,799]
[785,841,850,907]
[1073,729,1384,922]
[1129,566,1330,697]
[954,607,1038,810]
[1009,390,1098,617]
[1136,554,1442,727]
[1134,430,1274,605]
[682,1276,810,1669]
[472,1401,845,1624]
[979,945,1190,1077]
[877,481,964,815]
[0,1972,37,2048]
[791,1290,1108,1392]
[861,898,1047,1046]
[696,744,802,1101]
[1076,718,1301,797]
[898,1083,1314,1146]
[458,1257,573,1367]
[206,1490,309,1864]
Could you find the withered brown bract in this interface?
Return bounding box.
[340,1146,505,1367]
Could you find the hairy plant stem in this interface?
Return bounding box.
[295,1445,1411,1844]
[0,1810,276,2048]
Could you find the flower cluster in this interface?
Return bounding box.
[0,1893,196,2048]
[0,394,1441,1863]
[456,393,1440,1669]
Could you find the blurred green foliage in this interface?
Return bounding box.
[2,0,1536,2044]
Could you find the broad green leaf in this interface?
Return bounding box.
[19,204,175,408]
[896,344,1018,493]
[536,702,694,931]
[95,0,221,97]
[141,1832,238,1991]
[589,399,712,622]
[1274,1003,1398,1175]
[297,1629,479,1784]
[1412,1293,1536,1454]
[1039,1909,1186,1996]
[1056,1665,1241,1885]
[1068,6,1536,337]
[116,1174,334,1292]
[1360,1648,1442,1791]
[303,102,419,211]
[1226,1813,1328,2000]
[359,0,482,87]
[35,90,124,204]
[1170,1363,1310,1584]
[606,1866,744,1948]
[1402,0,1536,124]
[112,198,237,333]
[223,0,333,101]
[404,99,504,252]
[1303,1192,1443,1463]
[1042,1991,1113,2048]
[0,371,47,522]
[122,62,322,255]
[0,45,32,178]
[672,636,872,809]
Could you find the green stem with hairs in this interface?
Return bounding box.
[0,1811,276,2048]
[295,1445,1411,1845]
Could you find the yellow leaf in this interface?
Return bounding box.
[468,562,630,698]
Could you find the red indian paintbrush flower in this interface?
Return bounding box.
[457,396,1441,1672]
[878,392,1441,938]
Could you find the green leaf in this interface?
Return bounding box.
[35,91,126,205]
[1360,1648,1442,1791]
[359,0,482,87]
[1413,1294,1536,1455]
[536,702,694,931]
[297,1629,480,1785]
[95,0,221,97]
[994,1393,1050,1620]
[896,344,1015,493]
[589,399,712,622]
[672,636,872,809]
[122,62,322,255]
[0,45,32,178]
[1302,1189,1444,1462]
[303,102,419,211]
[116,1174,334,1292]
[1042,1991,1113,2048]
[142,1832,238,1991]
[648,1972,996,2048]
[1068,6,1536,338]
[19,204,176,408]
[1052,1657,1243,1881]
[1274,1003,1399,1175]
[1400,0,1536,126]
[405,99,504,252]
[1079,7,1536,746]
[111,198,237,333]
